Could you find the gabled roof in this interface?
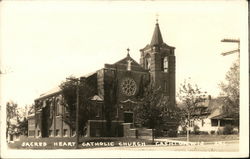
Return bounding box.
[38,86,61,99]
[105,53,147,72]
[208,108,222,119]
[36,72,97,100]
[207,97,225,112]
[177,96,226,118]
[113,53,140,67]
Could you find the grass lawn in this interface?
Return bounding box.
[164,134,239,142]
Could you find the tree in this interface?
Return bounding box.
[219,59,239,127]
[16,105,29,136]
[17,117,28,136]
[27,104,35,115]
[6,101,18,137]
[177,79,207,141]
[6,101,28,138]
[135,84,181,138]
[59,76,95,136]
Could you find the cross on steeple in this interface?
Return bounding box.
[156,13,159,24]
[126,48,131,58]
[150,15,163,46]
[127,48,130,54]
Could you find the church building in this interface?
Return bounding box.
[27,21,176,138]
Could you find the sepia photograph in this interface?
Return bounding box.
[0,0,248,158]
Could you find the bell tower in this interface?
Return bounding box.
[139,20,176,107]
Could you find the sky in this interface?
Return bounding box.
[0,1,247,107]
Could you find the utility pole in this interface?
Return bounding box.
[66,77,80,149]
[76,79,79,149]
[221,38,240,57]
[220,38,240,130]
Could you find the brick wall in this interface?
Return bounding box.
[28,117,35,137]
[87,120,123,137]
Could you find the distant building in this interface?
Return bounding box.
[28,21,176,138]
[7,117,27,142]
[178,96,239,134]
[7,118,19,142]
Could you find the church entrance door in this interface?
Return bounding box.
[124,112,133,123]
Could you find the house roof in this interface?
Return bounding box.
[210,114,234,120]
[208,108,221,118]
[177,96,227,118]
[207,97,225,111]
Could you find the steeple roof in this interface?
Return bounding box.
[150,22,164,46]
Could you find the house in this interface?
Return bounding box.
[178,96,238,134]
[7,117,27,143]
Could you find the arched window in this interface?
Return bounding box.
[56,99,60,116]
[163,57,168,72]
[145,56,151,70]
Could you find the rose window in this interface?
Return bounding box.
[121,78,137,96]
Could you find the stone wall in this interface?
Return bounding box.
[122,123,136,138]
[137,128,153,139]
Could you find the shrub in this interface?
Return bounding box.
[154,129,164,137]
[232,129,239,134]
[210,130,215,135]
[199,131,209,135]
[193,125,200,135]
[223,125,234,135]
[179,126,187,135]
[178,131,186,135]
[167,129,177,137]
